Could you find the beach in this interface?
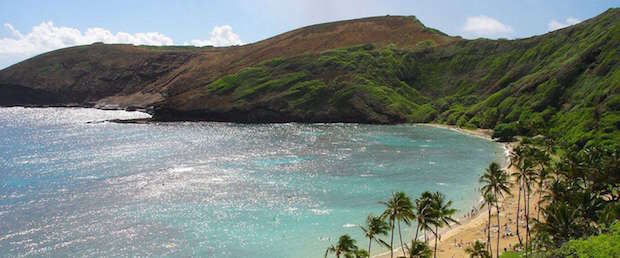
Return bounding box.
[375,125,531,258]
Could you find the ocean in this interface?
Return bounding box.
[0,107,505,257]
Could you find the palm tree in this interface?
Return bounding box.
[525,161,537,256]
[480,192,496,256]
[534,165,551,221]
[465,240,491,258]
[508,145,526,246]
[380,192,415,258]
[414,191,436,243]
[409,240,432,258]
[480,162,511,258]
[513,159,535,257]
[359,214,390,256]
[325,234,359,258]
[528,147,551,223]
[512,154,528,221]
[509,145,526,169]
[430,191,459,258]
[534,202,582,247]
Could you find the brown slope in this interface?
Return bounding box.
[0,15,459,108]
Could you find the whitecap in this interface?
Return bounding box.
[310,209,330,215]
[285,207,298,212]
[75,175,98,180]
[169,166,194,173]
[342,223,357,228]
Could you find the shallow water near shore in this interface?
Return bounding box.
[0,107,505,257]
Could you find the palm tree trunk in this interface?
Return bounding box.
[525,184,530,257]
[398,221,406,256]
[487,205,492,255]
[434,225,439,258]
[368,238,372,257]
[516,182,522,246]
[414,223,420,242]
[390,220,394,258]
[496,203,501,258]
[537,186,542,222]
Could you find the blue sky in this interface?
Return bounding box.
[0,0,618,68]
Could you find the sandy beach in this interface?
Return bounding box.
[374,124,532,258]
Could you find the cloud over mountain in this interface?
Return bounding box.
[462,15,513,37]
[0,22,242,69]
[548,17,581,31]
[185,25,243,47]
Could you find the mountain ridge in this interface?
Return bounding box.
[1,8,618,147]
[0,15,457,108]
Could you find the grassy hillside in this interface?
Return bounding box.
[0,9,618,147]
[157,8,619,148]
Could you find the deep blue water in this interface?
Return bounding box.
[0,107,505,257]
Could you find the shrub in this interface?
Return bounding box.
[551,222,620,258]
[492,123,518,142]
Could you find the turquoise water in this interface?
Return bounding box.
[0,107,505,257]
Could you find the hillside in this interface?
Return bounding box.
[1,9,618,148]
[0,15,456,107]
[157,8,618,148]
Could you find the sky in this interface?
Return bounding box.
[0,0,618,69]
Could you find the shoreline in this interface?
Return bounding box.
[418,123,496,141]
[374,124,518,258]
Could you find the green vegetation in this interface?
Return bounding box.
[188,8,619,148]
[551,222,619,257]
[497,138,618,257]
[498,251,520,258]
[465,240,491,258]
[501,223,620,257]
[324,234,365,258]
[409,240,432,258]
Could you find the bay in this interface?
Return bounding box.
[0,107,505,257]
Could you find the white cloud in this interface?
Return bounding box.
[0,21,243,69]
[548,17,581,31]
[0,21,173,57]
[462,15,513,37]
[186,25,242,47]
